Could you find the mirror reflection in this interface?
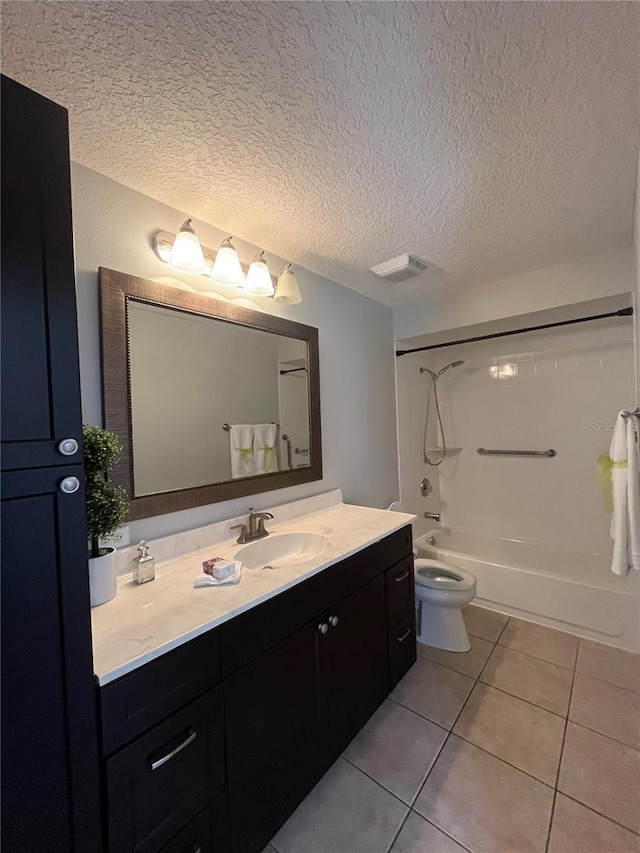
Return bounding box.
[128,300,310,496]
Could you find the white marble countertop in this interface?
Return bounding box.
[91,495,415,685]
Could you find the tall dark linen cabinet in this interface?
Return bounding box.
[1,75,102,851]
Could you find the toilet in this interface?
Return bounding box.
[414,559,477,652]
[388,501,477,652]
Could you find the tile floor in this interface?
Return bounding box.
[266,606,640,853]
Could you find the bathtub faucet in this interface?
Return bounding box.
[424,511,441,522]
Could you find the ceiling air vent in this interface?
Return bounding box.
[370,254,428,283]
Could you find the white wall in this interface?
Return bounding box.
[397,318,636,554]
[393,246,635,342]
[71,163,399,540]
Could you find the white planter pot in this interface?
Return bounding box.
[88,548,117,607]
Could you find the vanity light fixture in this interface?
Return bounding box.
[168,219,206,274]
[244,251,275,297]
[154,225,302,303]
[210,236,245,288]
[274,264,302,305]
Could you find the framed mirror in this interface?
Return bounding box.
[100,267,322,520]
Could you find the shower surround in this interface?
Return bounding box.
[396,316,639,651]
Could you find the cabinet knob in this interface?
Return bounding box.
[318,622,329,634]
[59,476,80,494]
[329,615,339,627]
[57,438,79,456]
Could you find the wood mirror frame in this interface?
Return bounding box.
[99,267,322,521]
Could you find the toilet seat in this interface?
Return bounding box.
[414,559,476,592]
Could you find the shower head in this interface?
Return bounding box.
[435,359,465,378]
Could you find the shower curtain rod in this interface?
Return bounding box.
[395,306,634,357]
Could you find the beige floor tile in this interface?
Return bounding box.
[418,634,494,679]
[499,618,579,669]
[343,699,447,804]
[390,811,468,853]
[548,794,640,853]
[272,757,408,853]
[463,605,508,643]
[390,658,475,730]
[577,639,640,694]
[453,682,565,785]
[558,722,640,834]
[570,672,640,750]
[481,645,573,716]
[414,736,554,853]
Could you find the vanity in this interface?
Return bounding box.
[93,269,416,852]
[92,497,416,853]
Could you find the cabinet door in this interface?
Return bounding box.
[225,623,319,853]
[1,467,101,852]
[1,75,83,471]
[318,574,388,760]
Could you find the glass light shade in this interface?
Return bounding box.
[168,219,206,273]
[274,265,302,304]
[210,237,245,287]
[244,251,275,297]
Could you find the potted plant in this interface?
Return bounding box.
[83,425,129,606]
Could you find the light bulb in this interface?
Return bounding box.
[168,219,206,273]
[244,251,275,297]
[210,237,245,288]
[274,264,302,304]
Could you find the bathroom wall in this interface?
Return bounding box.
[393,246,635,342]
[70,163,399,539]
[397,316,636,554]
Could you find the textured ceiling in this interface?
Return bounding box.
[1,1,638,306]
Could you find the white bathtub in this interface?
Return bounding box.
[414,527,640,653]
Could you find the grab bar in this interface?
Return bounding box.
[282,434,292,470]
[477,448,557,457]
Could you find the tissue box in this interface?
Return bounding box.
[202,557,237,580]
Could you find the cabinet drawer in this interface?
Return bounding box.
[101,628,221,754]
[378,525,413,566]
[106,687,225,853]
[388,611,417,690]
[160,794,228,853]
[386,555,414,627]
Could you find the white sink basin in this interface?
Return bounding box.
[236,532,330,571]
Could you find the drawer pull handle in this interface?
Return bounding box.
[329,615,339,627]
[396,627,412,643]
[150,729,197,770]
[394,571,410,583]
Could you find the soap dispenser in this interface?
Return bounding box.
[132,540,155,585]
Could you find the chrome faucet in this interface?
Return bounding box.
[231,509,274,544]
[424,511,441,522]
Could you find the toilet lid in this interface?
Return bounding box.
[414,558,476,591]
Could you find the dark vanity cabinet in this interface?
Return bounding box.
[98,525,415,853]
[1,76,102,852]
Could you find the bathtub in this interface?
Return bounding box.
[414,527,640,653]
